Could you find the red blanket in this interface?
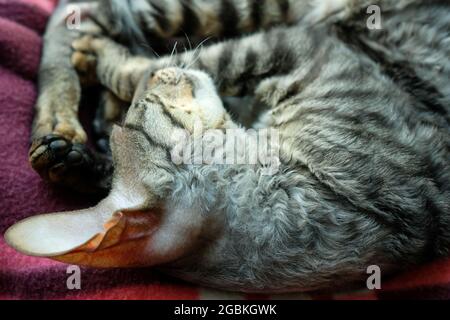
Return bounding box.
[0,0,449,300]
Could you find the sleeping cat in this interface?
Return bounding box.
[4,0,450,293]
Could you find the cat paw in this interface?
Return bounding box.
[72,34,102,53]
[71,35,99,85]
[71,35,109,68]
[72,34,130,72]
[29,134,113,194]
[32,102,88,146]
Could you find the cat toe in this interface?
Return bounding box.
[72,34,105,54]
[72,35,95,52]
[71,50,97,85]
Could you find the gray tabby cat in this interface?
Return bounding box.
[5,0,450,293]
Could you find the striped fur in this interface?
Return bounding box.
[31,0,450,292]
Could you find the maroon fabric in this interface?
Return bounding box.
[0,0,449,300]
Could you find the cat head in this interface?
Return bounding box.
[5,68,229,267]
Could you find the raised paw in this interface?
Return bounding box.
[29,134,113,195]
[71,35,101,85]
[72,34,103,53]
[71,35,114,71]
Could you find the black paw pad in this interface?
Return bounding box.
[29,134,112,194]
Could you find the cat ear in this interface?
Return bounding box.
[4,203,161,267]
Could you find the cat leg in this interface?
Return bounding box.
[32,17,86,149]
[72,35,152,102]
[30,2,117,194]
[109,0,295,40]
[71,24,315,101]
[147,26,317,102]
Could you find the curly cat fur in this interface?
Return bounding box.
[6,0,449,293]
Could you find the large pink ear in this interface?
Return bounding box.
[4,204,161,267]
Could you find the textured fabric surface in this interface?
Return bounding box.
[0,0,449,300]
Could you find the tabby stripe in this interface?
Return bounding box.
[123,123,168,152]
[277,0,290,20]
[307,116,394,148]
[325,64,368,84]
[318,123,420,173]
[142,95,186,129]
[132,100,149,122]
[124,122,175,167]
[335,24,448,119]
[289,136,406,233]
[219,0,239,37]
[276,81,304,106]
[217,41,235,84]
[278,46,330,105]
[135,5,157,38]
[320,89,383,104]
[180,0,200,36]
[276,106,335,126]
[374,202,421,239]
[282,89,389,125]
[423,155,447,190]
[235,48,259,95]
[269,30,297,74]
[125,73,135,100]
[250,0,263,30]
[283,111,417,177]
[85,14,109,35]
[144,93,164,105]
[401,69,448,117]
[160,107,186,129]
[348,110,392,129]
[293,124,405,169]
[149,1,171,33]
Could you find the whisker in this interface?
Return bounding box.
[181,31,194,70]
[139,42,160,58]
[166,41,178,68]
[183,31,193,52]
[185,36,211,70]
[195,36,212,51]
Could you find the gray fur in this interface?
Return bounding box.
[27,0,450,292]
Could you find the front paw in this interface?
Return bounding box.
[29,134,113,194]
[71,35,99,85]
